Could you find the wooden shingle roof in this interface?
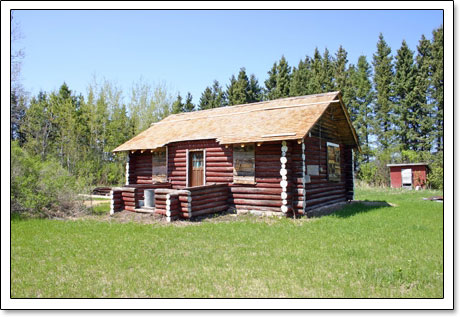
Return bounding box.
[113,91,359,152]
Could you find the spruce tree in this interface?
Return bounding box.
[349,56,374,163]
[211,80,226,107]
[264,62,278,100]
[414,35,434,151]
[431,26,443,152]
[198,80,226,110]
[310,48,323,93]
[275,56,291,98]
[199,87,213,110]
[393,40,417,150]
[172,94,184,114]
[183,92,195,112]
[321,48,335,92]
[290,57,313,97]
[228,68,250,105]
[334,46,353,105]
[372,33,394,149]
[248,74,263,102]
[226,75,237,106]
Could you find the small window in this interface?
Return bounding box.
[233,144,255,184]
[152,148,167,182]
[327,142,341,182]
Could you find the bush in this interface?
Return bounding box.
[11,141,85,217]
[356,147,443,190]
[427,152,443,190]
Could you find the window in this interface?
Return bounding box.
[233,144,255,184]
[327,142,341,182]
[152,148,167,182]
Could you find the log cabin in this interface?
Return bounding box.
[111,91,360,221]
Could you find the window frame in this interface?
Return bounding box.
[152,147,168,183]
[232,143,256,184]
[326,142,341,182]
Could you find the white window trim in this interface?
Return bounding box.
[327,142,339,148]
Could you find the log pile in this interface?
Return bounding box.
[92,187,112,196]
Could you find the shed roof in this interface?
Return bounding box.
[387,163,429,167]
[113,91,359,152]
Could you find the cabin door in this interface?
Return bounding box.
[188,151,204,187]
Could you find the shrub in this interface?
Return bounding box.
[427,152,443,190]
[11,141,85,216]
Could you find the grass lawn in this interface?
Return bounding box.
[11,187,443,298]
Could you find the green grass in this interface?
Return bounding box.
[89,203,111,214]
[11,187,443,298]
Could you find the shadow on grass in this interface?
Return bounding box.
[330,201,392,219]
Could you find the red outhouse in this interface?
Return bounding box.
[387,163,429,189]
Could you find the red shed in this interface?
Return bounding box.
[111,91,360,220]
[387,163,429,189]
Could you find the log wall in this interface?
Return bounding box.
[128,152,154,184]
[229,141,285,213]
[153,184,228,219]
[111,183,172,213]
[292,136,353,214]
[168,140,233,188]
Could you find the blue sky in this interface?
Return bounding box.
[13,10,443,103]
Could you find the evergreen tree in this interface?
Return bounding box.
[199,87,214,110]
[264,56,291,99]
[275,56,291,98]
[226,75,237,106]
[431,26,443,152]
[290,57,313,96]
[414,35,435,151]
[233,68,250,104]
[372,33,394,149]
[183,92,195,112]
[353,55,374,162]
[321,48,335,92]
[211,80,226,107]
[247,74,263,102]
[264,62,278,100]
[350,56,374,163]
[310,48,323,93]
[393,40,418,150]
[198,80,226,109]
[334,46,353,105]
[171,94,184,114]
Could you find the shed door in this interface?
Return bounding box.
[189,151,204,187]
[401,168,412,187]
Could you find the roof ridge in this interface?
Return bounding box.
[157,91,340,124]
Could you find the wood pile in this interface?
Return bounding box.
[92,187,112,196]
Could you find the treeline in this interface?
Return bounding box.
[11,26,443,195]
[181,27,443,160]
[12,78,174,186]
